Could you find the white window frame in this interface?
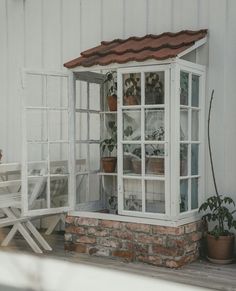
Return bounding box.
[117,65,171,220]
[21,69,74,217]
[172,60,206,220]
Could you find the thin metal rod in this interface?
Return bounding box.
[208,89,220,198]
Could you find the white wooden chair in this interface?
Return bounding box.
[0,163,52,253]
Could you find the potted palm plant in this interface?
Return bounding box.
[199,90,236,263]
[100,121,117,173]
[104,71,117,111]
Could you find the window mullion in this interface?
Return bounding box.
[86,82,90,199]
[188,73,192,211]
[45,76,50,209]
[141,72,145,213]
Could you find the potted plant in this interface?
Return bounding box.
[123,73,141,105]
[146,127,165,175]
[199,90,236,263]
[104,71,117,111]
[100,121,117,173]
[145,72,164,104]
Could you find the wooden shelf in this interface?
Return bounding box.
[97,172,117,176]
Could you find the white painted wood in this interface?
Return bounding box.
[45,214,65,235]
[124,0,147,37]
[1,0,236,229]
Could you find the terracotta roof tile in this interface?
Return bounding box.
[64,29,207,69]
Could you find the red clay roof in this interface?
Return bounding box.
[64,29,207,69]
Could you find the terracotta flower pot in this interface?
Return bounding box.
[147,157,164,175]
[101,157,117,173]
[107,95,117,111]
[124,95,138,105]
[131,159,141,174]
[207,233,235,263]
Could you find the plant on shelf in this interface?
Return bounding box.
[146,127,165,175]
[104,71,117,111]
[100,121,117,173]
[199,90,236,263]
[123,73,141,105]
[145,72,164,104]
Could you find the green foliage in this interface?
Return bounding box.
[124,73,141,97]
[199,195,236,237]
[104,71,117,97]
[100,121,117,155]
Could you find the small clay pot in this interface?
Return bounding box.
[147,157,164,175]
[107,95,117,111]
[207,233,235,263]
[131,159,141,174]
[101,157,117,173]
[124,95,138,106]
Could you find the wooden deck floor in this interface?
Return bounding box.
[0,230,236,291]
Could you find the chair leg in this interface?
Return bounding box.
[11,208,52,251]
[45,214,65,235]
[1,224,18,246]
[25,221,52,251]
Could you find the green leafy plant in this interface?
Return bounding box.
[100,121,117,156]
[124,73,141,97]
[199,195,236,237]
[199,90,236,238]
[145,127,165,156]
[104,71,117,97]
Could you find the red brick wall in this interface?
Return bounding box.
[64,216,204,268]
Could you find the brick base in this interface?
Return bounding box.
[64,216,204,268]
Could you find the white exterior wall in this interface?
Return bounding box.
[1,0,236,202]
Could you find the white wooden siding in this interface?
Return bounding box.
[1,0,236,203]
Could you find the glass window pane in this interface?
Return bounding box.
[180,179,188,213]
[180,144,188,176]
[89,83,101,111]
[26,110,47,142]
[90,113,100,140]
[25,74,44,107]
[123,73,141,105]
[145,71,164,105]
[191,144,199,175]
[145,109,165,141]
[145,180,165,213]
[28,177,47,210]
[76,112,87,141]
[123,144,133,174]
[50,175,68,208]
[90,144,100,171]
[123,110,141,140]
[191,75,199,107]
[123,144,142,175]
[103,176,117,214]
[76,143,87,173]
[28,143,48,176]
[76,174,87,204]
[75,80,87,110]
[50,143,68,174]
[49,110,68,141]
[124,179,142,211]
[180,71,189,105]
[180,108,188,141]
[191,110,199,141]
[191,178,198,210]
[146,144,165,176]
[89,174,101,202]
[47,76,66,108]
